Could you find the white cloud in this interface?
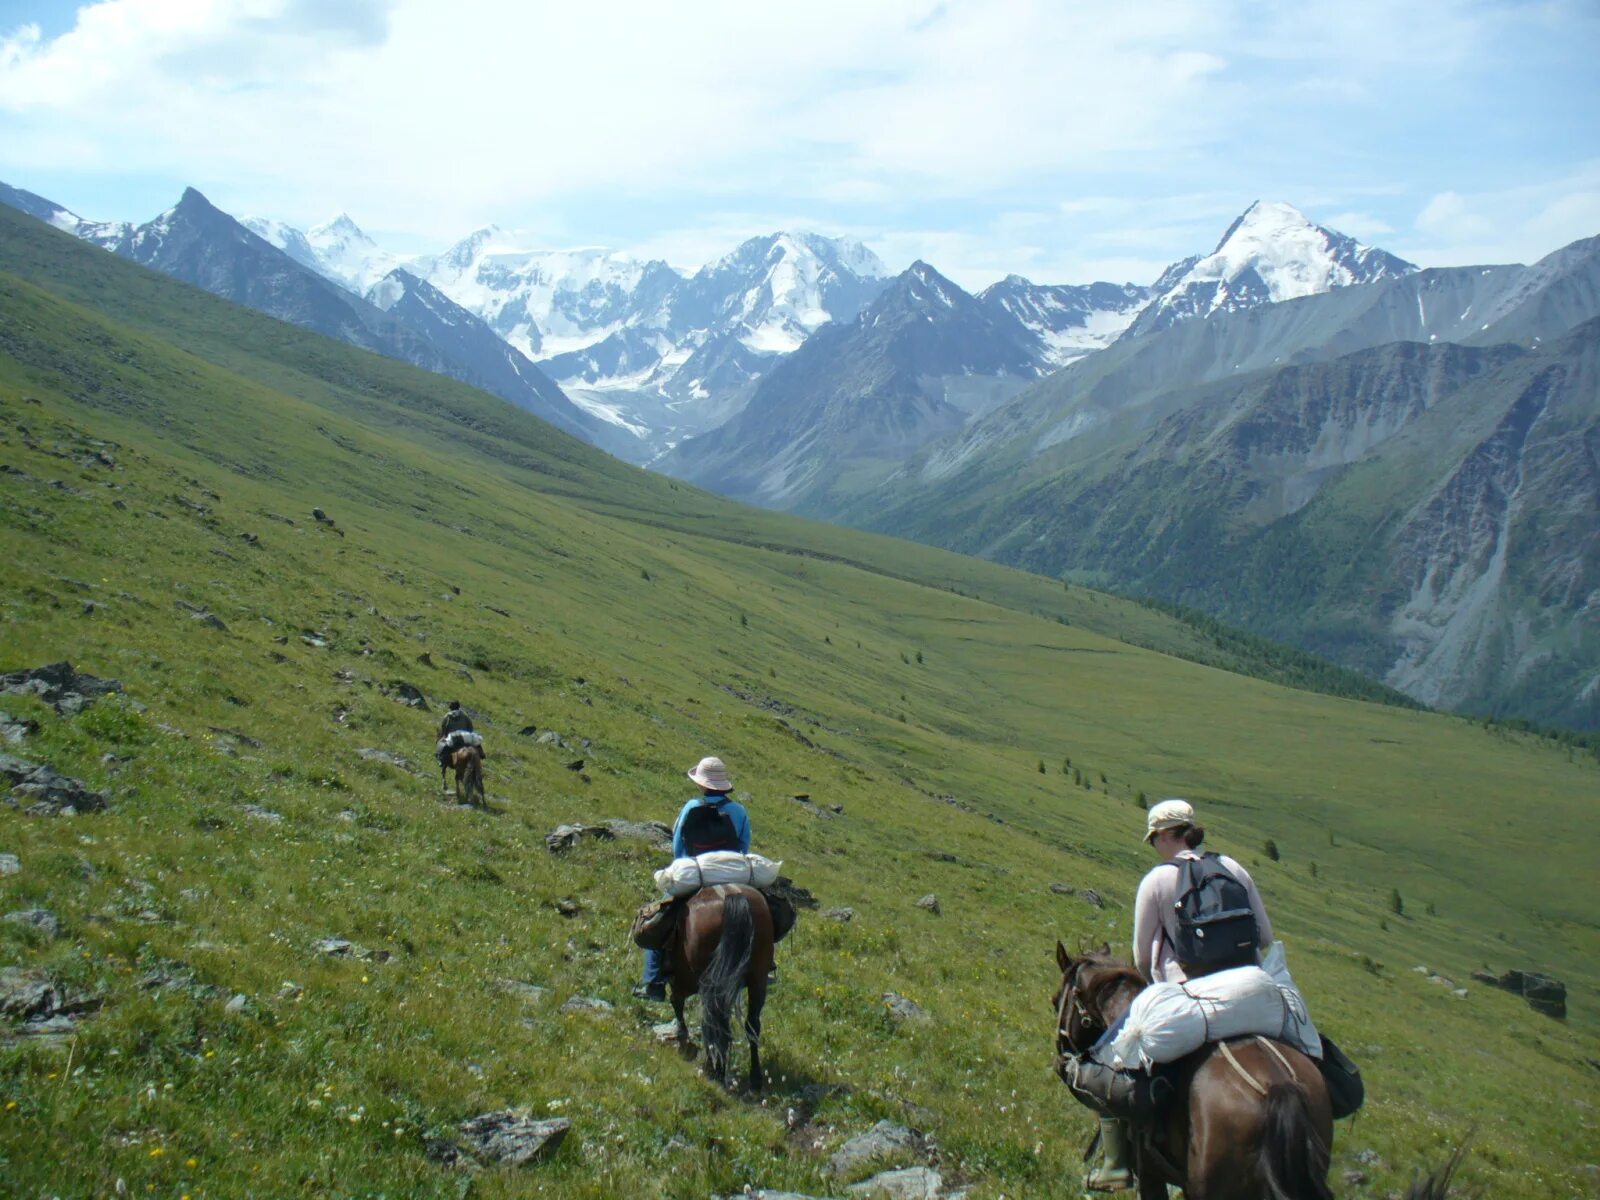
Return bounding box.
[0,0,1591,277]
[1401,168,1600,265]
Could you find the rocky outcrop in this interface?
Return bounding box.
[0,753,109,815]
[0,661,122,714]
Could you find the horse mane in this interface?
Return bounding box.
[1071,949,1144,998]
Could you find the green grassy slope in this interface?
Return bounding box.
[1,211,1597,1198]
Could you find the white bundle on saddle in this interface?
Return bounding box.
[1095,945,1320,1071]
[653,851,782,897]
[442,730,483,749]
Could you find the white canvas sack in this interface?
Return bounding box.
[1097,965,1288,1071]
[1261,941,1322,1059]
[653,851,782,897]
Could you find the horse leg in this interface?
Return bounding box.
[671,987,694,1059]
[745,975,767,1092]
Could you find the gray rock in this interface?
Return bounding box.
[0,967,100,1029]
[915,894,940,915]
[535,730,567,747]
[3,909,60,938]
[601,819,673,850]
[312,937,391,963]
[559,995,613,1016]
[717,1192,842,1200]
[1048,883,1076,896]
[1354,1149,1384,1167]
[545,823,615,853]
[0,711,38,746]
[826,1122,929,1177]
[650,1020,685,1044]
[846,1167,947,1199]
[224,993,251,1016]
[240,804,282,823]
[192,611,228,632]
[457,1110,570,1167]
[1,754,110,816]
[383,680,429,710]
[1080,889,1104,909]
[496,979,548,1004]
[881,993,929,1024]
[0,853,18,876]
[0,662,122,715]
[822,907,856,923]
[357,748,413,770]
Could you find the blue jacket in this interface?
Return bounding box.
[671,794,751,858]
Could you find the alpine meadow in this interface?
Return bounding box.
[2,189,1599,1200]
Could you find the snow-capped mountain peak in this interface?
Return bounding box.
[312,213,368,242]
[242,210,397,291]
[1127,200,1417,337]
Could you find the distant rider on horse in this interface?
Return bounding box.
[436,701,475,786]
[633,755,751,1002]
[1061,798,1274,1192]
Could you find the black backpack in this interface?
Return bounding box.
[1171,853,1260,974]
[679,799,740,855]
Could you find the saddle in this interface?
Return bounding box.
[630,886,798,951]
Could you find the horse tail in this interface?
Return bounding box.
[467,748,484,803]
[698,891,754,1079]
[1260,1082,1333,1200]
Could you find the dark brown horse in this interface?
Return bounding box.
[449,745,484,806]
[1054,942,1334,1200]
[1052,944,1468,1200]
[669,884,774,1089]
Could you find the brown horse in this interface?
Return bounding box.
[669,883,774,1089]
[449,745,484,806]
[1052,944,1469,1200]
[1054,942,1334,1200]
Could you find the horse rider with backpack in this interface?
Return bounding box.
[1062,799,1274,1192]
[633,756,752,1002]
[436,701,476,785]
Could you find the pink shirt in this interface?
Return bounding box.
[1131,851,1273,983]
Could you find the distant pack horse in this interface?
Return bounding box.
[449,744,484,807]
[1052,943,1467,1199]
[669,884,774,1089]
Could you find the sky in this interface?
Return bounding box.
[1,0,1597,290]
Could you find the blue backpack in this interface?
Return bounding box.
[1172,853,1260,974]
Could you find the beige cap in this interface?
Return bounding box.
[1144,798,1196,843]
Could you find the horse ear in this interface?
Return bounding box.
[1056,940,1072,972]
[1098,941,1111,957]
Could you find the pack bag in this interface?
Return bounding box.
[1172,852,1260,975]
[761,890,797,943]
[631,898,679,950]
[678,799,741,855]
[1318,1034,1364,1119]
[444,730,483,751]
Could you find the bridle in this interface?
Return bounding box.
[1054,963,1105,1057]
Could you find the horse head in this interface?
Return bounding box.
[1053,940,1128,1056]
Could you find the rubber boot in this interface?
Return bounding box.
[1084,1116,1134,1192]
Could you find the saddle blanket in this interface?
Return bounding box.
[653,851,782,897]
[1096,943,1320,1071]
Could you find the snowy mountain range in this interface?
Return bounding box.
[235,211,1162,460]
